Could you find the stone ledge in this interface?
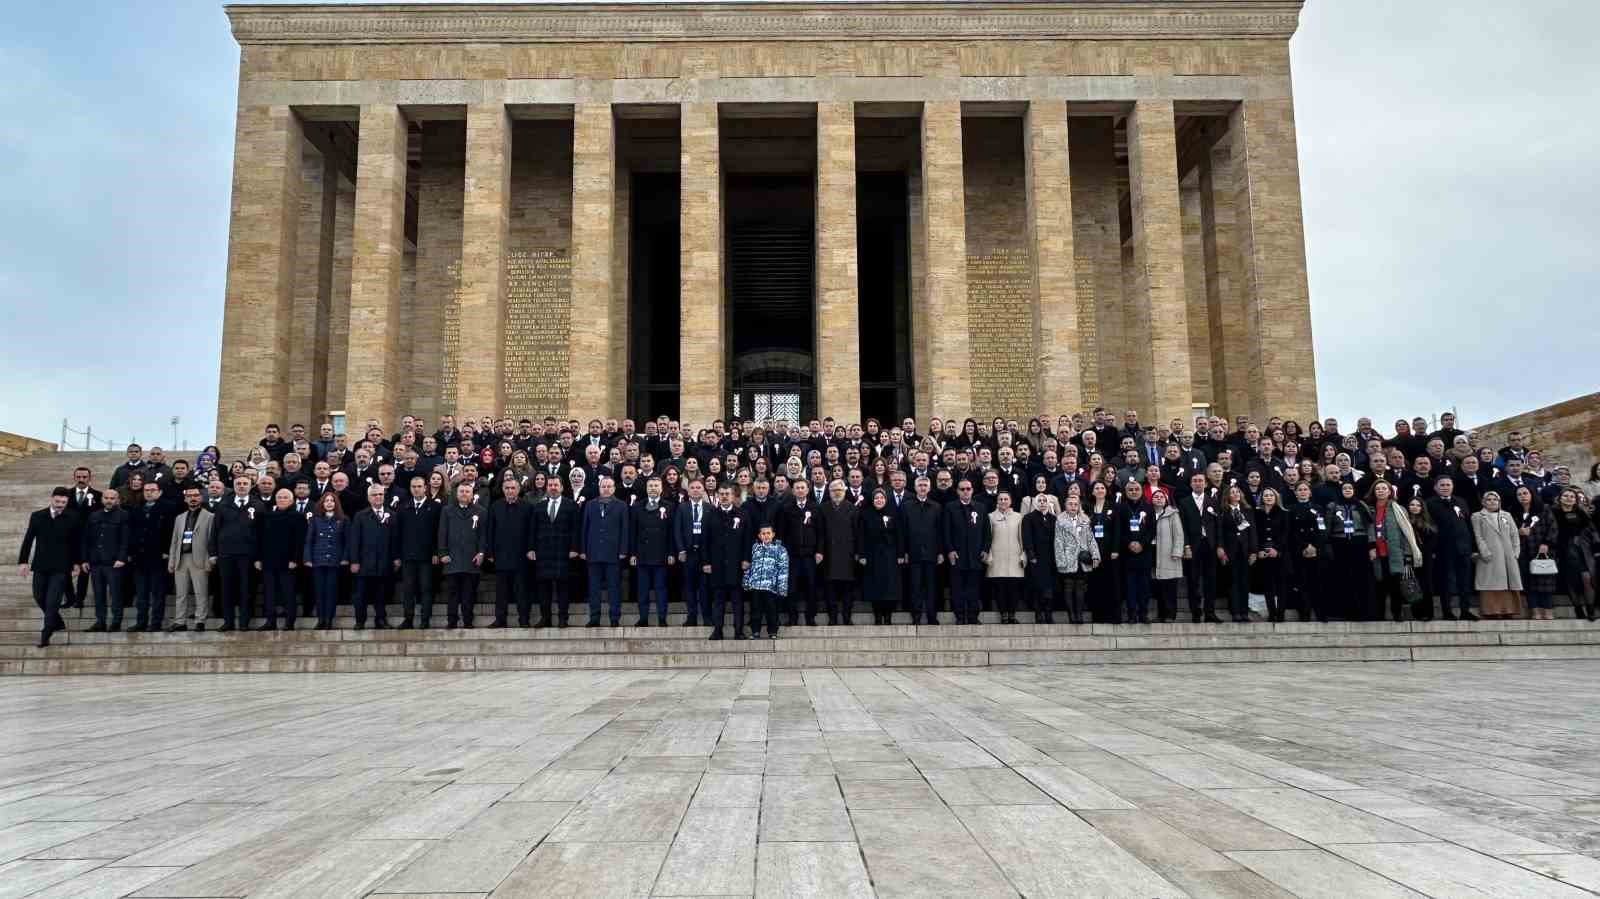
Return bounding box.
[227,2,1305,45]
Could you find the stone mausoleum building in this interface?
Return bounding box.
[215,0,1317,449]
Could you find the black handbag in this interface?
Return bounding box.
[1400,566,1423,605]
[1077,550,1095,569]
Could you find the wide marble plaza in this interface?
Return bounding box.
[3,661,1600,897]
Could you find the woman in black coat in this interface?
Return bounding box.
[1085,481,1120,623]
[1216,484,1259,622]
[1021,494,1059,623]
[1252,487,1291,622]
[859,489,903,625]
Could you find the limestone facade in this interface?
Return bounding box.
[216,1,1318,447]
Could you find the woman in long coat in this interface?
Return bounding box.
[1512,485,1559,619]
[859,489,903,625]
[1472,490,1524,618]
[1022,494,1058,623]
[985,492,1027,624]
[1053,494,1099,625]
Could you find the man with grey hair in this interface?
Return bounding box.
[345,483,399,629]
[579,476,628,627]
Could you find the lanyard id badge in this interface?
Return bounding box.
[182,529,194,547]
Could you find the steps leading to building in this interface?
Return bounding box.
[4,619,1598,675]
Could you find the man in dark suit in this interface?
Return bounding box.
[346,484,399,629]
[941,480,990,625]
[899,475,943,625]
[1176,473,1221,623]
[673,479,713,627]
[774,479,822,627]
[213,474,261,631]
[81,487,130,633]
[629,476,674,627]
[484,477,533,627]
[395,475,441,628]
[1426,476,1477,621]
[17,487,81,648]
[128,481,173,632]
[109,444,147,490]
[739,478,778,538]
[529,476,580,628]
[66,466,100,608]
[704,485,751,640]
[579,477,629,627]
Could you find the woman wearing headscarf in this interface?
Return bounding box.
[1472,490,1524,619]
[1326,480,1375,621]
[1022,493,1058,623]
[859,489,902,625]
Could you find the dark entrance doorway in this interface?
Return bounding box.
[627,171,681,419]
[857,171,914,422]
[726,174,815,422]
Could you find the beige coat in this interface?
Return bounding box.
[986,509,1027,578]
[1472,509,1522,591]
[1153,507,1186,580]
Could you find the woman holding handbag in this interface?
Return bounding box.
[1514,486,1559,619]
[1369,480,1423,622]
[1052,494,1099,625]
[1472,491,1524,619]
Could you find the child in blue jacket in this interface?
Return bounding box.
[742,525,789,638]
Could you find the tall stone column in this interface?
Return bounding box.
[1126,100,1194,427]
[216,105,302,449]
[815,102,860,421]
[1024,100,1081,415]
[1230,99,1317,424]
[1200,144,1257,422]
[907,171,929,421]
[1069,117,1121,412]
[343,104,409,434]
[679,102,724,426]
[288,150,338,429]
[456,103,511,422]
[1181,175,1214,410]
[570,103,616,419]
[919,101,971,417]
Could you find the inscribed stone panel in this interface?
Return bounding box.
[504,249,572,419]
[962,117,1037,419]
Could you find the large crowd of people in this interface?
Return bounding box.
[17,409,1600,649]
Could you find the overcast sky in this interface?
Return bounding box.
[2,0,1595,450]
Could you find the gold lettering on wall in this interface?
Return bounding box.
[504,248,572,418]
[1073,251,1100,405]
[439,260,462,415]
[967,246,1038,418]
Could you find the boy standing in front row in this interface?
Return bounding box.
[743,525,788,639]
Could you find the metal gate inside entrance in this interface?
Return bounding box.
[731,389,806,424]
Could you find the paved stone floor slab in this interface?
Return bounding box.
[8,661,1600,896]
